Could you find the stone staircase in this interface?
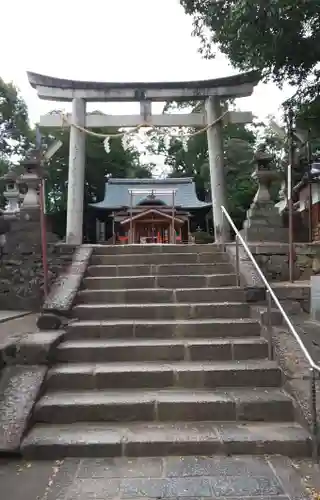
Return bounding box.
[21,244,311,458]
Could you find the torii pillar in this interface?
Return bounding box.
[66,98,86,244]
[27,71,260,245]
[206,96,228,242]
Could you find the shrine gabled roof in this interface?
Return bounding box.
[89,178,211,210]
[119,209,185,225]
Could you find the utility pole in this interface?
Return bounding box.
[307,130,313,242]
[287,109,295,283]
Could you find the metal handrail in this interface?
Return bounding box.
[221,205,319,459]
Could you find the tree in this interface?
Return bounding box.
[148,103,257,229]
[0,78,31,159]
[180,0,320,145]
[180,0,320,87]
[42,123,153,215]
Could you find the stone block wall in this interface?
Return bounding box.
[0,217,76,311]
[226,243,312,314]
[249,243,320,282]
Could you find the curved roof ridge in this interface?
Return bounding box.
[108,178,193,185]
[90,177,211,210]
[27,70,260,91]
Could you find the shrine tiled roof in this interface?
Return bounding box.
[89,178,211,210]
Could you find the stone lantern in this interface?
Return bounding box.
[1,170,21,215]
[242,151,288,242]
[17,151,43,220]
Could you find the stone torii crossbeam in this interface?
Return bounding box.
[27,71,260,245]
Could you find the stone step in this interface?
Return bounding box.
[91,252,228,266]
[56,337,268,363]
[21,421,311,459]
[45,360,282,391]
[72,302,250,321]
[33,388,294,424]
[90,244,223,255]
[77,287,245,305]
[83,274,237,290]
[67,318,261,340]
[86,263,233,277]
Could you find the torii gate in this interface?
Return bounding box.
[27,71,260,245]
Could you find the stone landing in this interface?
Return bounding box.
[0,455,314,500]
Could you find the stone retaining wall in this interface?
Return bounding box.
[226,243,311,313]
[227,242,320,283]
[0,218,76,311]
[250,243,320,281]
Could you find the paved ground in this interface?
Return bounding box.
[0,455,316,500]
[0,313,37,350]
[0,311,30,323]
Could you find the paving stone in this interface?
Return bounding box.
[121,477,170,498]
[121,477,213,498]
[12,331,65,364]
[72,302,250,321]
[124,422,222,457]
[0,459,64,500]
[0,455,315,500]
[67,318,261,340]
[164,455,274,478]
[22,424,124,459]
[0,366,46,452]
[91,244,222,255]
[267,456,312,500]
[43,246,93,315]
[42,459,80,500]
[77,457,163,479]
[217,422,311,456]
[91,252,227,266]
[209,475,284,497]
[87,263,232,278]
[66,478,120,499]
[231,389,294,422]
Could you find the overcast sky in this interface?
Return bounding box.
[2,0,294,126]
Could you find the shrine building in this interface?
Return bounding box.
[90,178,211,244]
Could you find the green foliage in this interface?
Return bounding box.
[0,77,32,207]
[0,78,31,158]
[41,125,152,215]
[149,106,257,228]
[191,231,214,244]
[180,0,320,152]
[180,0,320,86]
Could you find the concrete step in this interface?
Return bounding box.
[56,337,268,363]
[45,360,282,391]
[90,244,223,255]
[72,302,250,321]
[91,252,228,266]
[86,263,233,277]
[83,274,237,290]
[77,287,245,305]
[67,318,262,340]
[21,421,311,459]
[33,388,294,424]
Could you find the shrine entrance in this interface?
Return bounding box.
[28,70,260,244]
[121,211,184,244]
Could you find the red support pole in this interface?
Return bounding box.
[39,178,49,298]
